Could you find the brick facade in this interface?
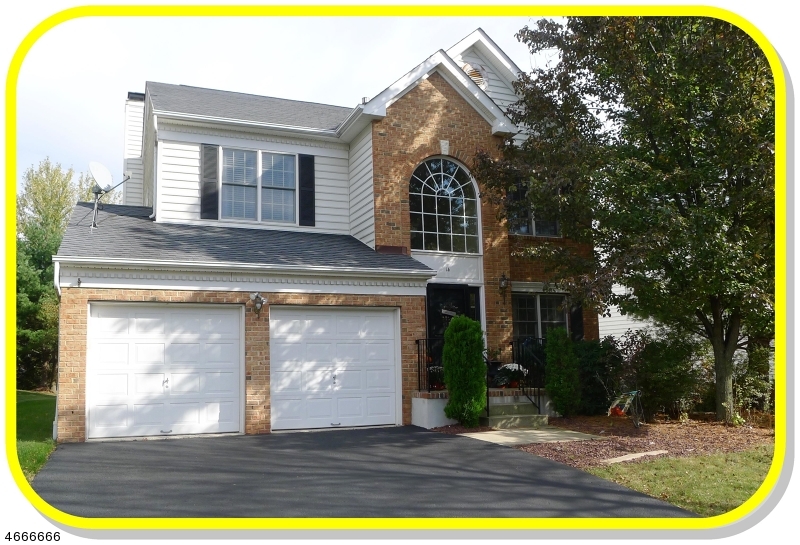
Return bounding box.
[369,71,597,360]
[57,288,425,443]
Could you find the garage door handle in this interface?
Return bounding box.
[163,378,169,388]
[331,423,341,426]
[332,374,337,384]
[160,430,172,433]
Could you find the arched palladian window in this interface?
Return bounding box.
[409,157,480,253]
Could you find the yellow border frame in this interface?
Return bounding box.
[5,4,788,533]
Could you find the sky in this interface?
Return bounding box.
[2,1,798,544]
[15,16,549,190]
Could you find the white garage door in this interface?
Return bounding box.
[270,307,399,430]
[86,304,242,439]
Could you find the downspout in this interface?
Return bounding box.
[52,259,60,440]
[149,114,158,219]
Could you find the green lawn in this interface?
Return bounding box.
[587,444,774,517]
[16,390,56,481]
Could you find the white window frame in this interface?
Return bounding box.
[219,146,299,225]
[409,156,483,255]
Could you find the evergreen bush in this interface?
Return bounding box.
[545,328,581,416]
[574,337,623,415]
[442,316,486,427]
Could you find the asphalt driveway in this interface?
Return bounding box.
[32,426,693,518]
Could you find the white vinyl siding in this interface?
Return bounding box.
[598,285,651,339]
[458,48,518,110]
[142,101,156,207]
[155,135,350,235]
[348,126,375,247]
[122,99,144,206]
[314,155,350,234]
[158,142,202,221]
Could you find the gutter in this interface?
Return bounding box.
[52,255,436,280]
[53,260,61,296]
[153,110,342,140]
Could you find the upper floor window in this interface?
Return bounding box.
[409,158,480,254]
[507,183,561,237]
[221,148,296,223]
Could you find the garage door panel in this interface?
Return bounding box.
[336,397,363,418]
[305,342,334,363]
[272,398,304,421]
[95,404,130,428]
[272,371,302,392]
[133,403,165,425]
[366,396,392,417]
[364,341,392,363]
[307,398,333,418]
[271,308,397,431]
[365,369,393,390]
[336,369,362,390]
[135,344,165,365]
[271,342,304,364]
[167,343,201,363]
[135,373,166,394]
[88,304,242,439]
[303,369,333,392]
[335,342,361,363]
[171,372,200,393]
[363,315,394,338]
[92,308,130,334]
[204,371,236,393]
[205,342,238,365]
[92,343,130,366]
[94,373,129,395]
[133,314,166,335]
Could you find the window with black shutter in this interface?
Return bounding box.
[298,154,315,226]
[200,144,219,220]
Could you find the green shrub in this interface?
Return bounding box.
[442,316,486,427]
[574,337,623,415]
[619,330,703,420]
[545,328,581,416]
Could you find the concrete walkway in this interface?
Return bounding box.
[460,426,602,446]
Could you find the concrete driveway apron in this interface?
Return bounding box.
[32,426,694,518]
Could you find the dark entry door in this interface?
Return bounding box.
[426,284,481,339]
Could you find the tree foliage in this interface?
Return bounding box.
[17,158,98,389]
[544,327,581,416]
[442,316,486,427]
[473,17,775,422]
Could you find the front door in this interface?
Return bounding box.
[426,284,481,339]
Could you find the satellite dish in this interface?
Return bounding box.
[89,161,113,190]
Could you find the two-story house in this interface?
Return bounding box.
[53,29,599,442]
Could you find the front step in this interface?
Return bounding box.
[479,414,549,429]
[483,403,540,416]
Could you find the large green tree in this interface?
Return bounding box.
[16,158,102,389]
[473,17,775,422]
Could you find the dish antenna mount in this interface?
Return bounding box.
[89,162,129,229]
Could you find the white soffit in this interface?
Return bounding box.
[363,50,517,136]
[446,28,523,83]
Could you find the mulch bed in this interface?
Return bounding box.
[523,416,775,468]
[432,416,775,469]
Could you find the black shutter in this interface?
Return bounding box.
[298,154,315,226]
[201,145,219,220]
[570,303,585,341]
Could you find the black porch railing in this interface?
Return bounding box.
[416,337,446,391]
[509,336,547,413]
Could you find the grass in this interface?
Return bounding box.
[16,390,57,481]
[587,444,775,517]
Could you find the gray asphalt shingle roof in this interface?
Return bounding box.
[146,82,355,131]
[56,203,433,275]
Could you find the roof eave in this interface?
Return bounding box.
[152,110,342,140]
[362,50,517,135]
[52,255,436,279]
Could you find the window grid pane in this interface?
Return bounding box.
[221,149,257,220]
[408,158,479,253]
